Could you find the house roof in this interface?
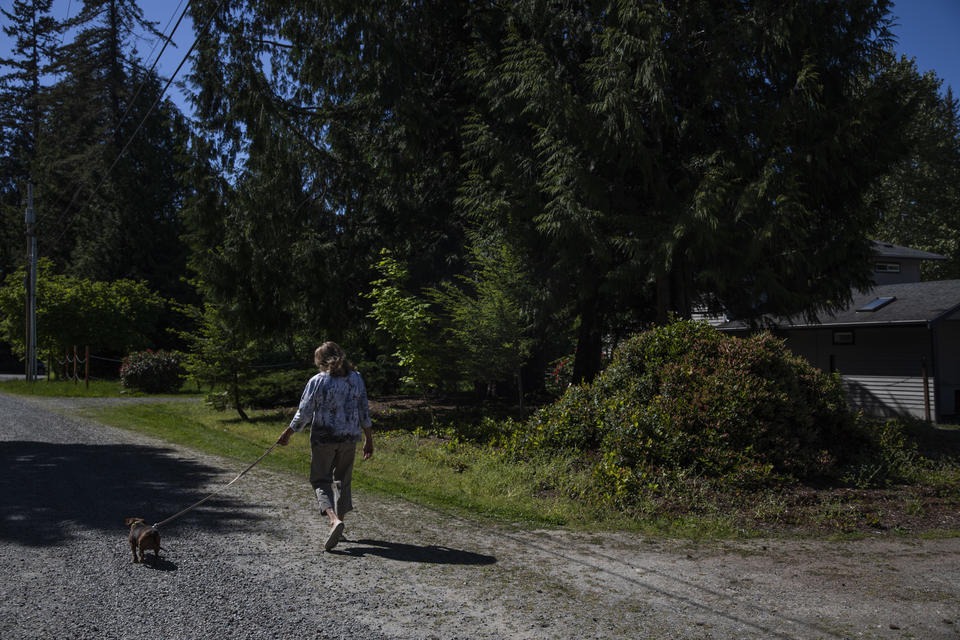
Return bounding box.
[871,240,947,262]
[719,280,960,330]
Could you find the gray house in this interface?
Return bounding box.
[717,242,959,422]
[869,240,946,285]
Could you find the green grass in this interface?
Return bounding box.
[80,401,313,477]
[0,378,204,398]
[73,399,621,529]
[69,399,749,535]
[362,432,590,526]
[0,378,128,397]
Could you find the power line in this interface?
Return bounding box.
[139,0,189,73]
[118,0,191,131]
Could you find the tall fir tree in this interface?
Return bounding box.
[0,0,60,278]
[176,0,945,390]
[461,0,923,381]
[33,0,190,301]
[183,0,482,353]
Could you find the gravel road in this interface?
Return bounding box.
[1,391,958,640]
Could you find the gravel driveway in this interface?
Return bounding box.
[1,391,958,639]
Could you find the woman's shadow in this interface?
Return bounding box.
[331,539,496,565]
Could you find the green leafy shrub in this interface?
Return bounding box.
[120,350,185,394]
[510,383,602,453]
[840,419,921,488]
[510,321,873,504]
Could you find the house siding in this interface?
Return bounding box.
[935,318,960,418]
[872,260,923,285]
[783,326,931,377]
[781,326,935,420]
[840,375,934,420]
[715,277,960,422]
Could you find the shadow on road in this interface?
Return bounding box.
[0,440,262,546]
[138,555,178,571]
[333,538,496,565]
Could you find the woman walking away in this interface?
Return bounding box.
[277,342,374,551]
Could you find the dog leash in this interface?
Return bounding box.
[152,442,280,529]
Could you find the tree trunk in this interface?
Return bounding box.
[570,294,603,384]
[655,255,694,324]
[232,373,248,421]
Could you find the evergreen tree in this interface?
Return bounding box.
[177,0,936,389]
[461,0,921,381]
[0,0,60,277]
[33,0,190,300]
[429,232,536,404]
[865,63,960,280]
[183,0,481,350]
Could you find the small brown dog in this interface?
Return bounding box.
[124,517,162,564]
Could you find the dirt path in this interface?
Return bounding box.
[1,392,957,639]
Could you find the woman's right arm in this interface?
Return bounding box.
[279,376,317,443]
[277,426,295,446]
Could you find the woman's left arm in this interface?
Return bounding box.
[362,426,374,460]
[279,375,318,443]
[355,371,373,459]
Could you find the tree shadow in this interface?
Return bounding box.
[910,423,960,459]
[331,538,496,565]
[0,440,263,547]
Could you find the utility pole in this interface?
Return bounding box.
[24,183,37,382]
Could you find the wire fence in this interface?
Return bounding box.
[42,347,306,387]
[54,347,128,385]
[57,345,90,387]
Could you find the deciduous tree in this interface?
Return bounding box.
[0,259,165,368]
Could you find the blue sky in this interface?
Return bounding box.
[2,1,959,107]
[890,0,960,95]
[142,1,960,101]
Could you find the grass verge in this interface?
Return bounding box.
[0,378,204,398]
[73,400,658,531]
[0,379,130,397]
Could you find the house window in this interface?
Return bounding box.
[874,262,901,273]
[833,330,855,345]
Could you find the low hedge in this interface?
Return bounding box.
[120,350,185,394]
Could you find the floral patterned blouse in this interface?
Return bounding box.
[288,370,371,443]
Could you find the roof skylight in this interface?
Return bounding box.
[857,296,896,312]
